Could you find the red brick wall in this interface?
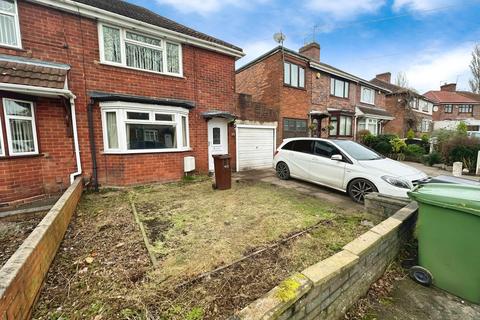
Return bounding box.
[383,95,406,136]
[0,1,237,202]
[432,104,480,121]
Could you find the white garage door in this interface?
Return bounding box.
[237,125,276,171]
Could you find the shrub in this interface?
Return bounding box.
[404,144,426,162]
[390,137,407,154]
[421,134,429,143]
[357,129,371,142]
[422,151,442,166]
[406,128,415,139]
[362,134,398,156]
[441,136,480,173]
[456,121,468,136]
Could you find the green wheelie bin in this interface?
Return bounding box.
[407,183,480,304]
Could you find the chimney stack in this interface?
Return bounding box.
[440,83,457,92]
[375,72,391,83]
[299,42,320,62]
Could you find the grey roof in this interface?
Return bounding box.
[201,110,236,120]
[357,105,394,118]
[370,78,434,103]
[72,0,242,52]
[89,91,196,108]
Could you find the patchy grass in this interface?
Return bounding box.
[33,177,382,320]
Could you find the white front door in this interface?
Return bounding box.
[208,118,229,171]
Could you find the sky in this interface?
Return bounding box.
[129,0,480,93]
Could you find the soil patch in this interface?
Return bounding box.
[0,214,44,268]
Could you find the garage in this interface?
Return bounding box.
[236,124,276,171]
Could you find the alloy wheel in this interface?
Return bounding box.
[349,179,376,203]
[276,162,290,180]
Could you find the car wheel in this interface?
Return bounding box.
[276,162,290,180]
[347,178,377,203]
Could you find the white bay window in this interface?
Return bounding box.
[101,102,190,153]
[99,23,182,76]
[0,0,21,48]
[3,98,38,155]
[358,118,381,136]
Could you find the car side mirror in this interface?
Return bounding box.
[331,154,343,161]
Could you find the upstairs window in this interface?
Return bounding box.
[409,98,418,109]
[444,104,453,113]
[419,99,430,112]
[360,86,375,105]
[100,24,182,76]
[458,104,473,113]
[330,78,349,98]
[284,62,305,88]
[0,0,21,48]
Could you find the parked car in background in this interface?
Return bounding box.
[274,138,429,202]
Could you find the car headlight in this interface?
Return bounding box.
[381,175,411,189]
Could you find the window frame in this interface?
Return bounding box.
[283,118,308,139]
[283,61,305,89]
[458,104,473,114]
[360,86,375,105]
[98,22,183,77]
[2,98,38,156]
[358,117,380,136]
[329,114,353,137]
[330,77,349,98]
[100,102,190,154]
[0,112,4,156]
[0,0,22,49]
[444,104,453,113]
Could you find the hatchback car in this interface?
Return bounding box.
[273,138,428,202]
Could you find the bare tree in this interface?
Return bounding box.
[395,71,409,88]
[469,44,480,94]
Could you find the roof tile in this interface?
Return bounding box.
[0,60,68,89]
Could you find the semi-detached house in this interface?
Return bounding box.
[235,42,393,146]
[0,0,244,206]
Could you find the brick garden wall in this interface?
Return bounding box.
[0,178,83,320]
[234,201,418,320]
[0,1,237,202]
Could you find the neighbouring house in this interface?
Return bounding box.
[235,42,393,146]
[370,72,434,138]
[0,0,244,207]
[424,83,480,133]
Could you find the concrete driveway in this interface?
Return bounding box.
[402,161,479,182]
[234,169,364,211]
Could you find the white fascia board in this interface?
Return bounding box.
[27,0,245,59]
[0,83,75,98]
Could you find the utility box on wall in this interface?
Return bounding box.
[184,156,195,172]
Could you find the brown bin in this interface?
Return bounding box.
[213,154,231,190]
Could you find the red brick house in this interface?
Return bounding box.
[424,83,480,133]
[235,43,392,146]
[371,72,435,137]
[0,0,244,206]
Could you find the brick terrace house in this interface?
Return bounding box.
[235,42,393,146]
[371,72,435,137]
[0,0,244,207]
[424,83,480,133]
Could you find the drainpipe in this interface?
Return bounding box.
[68,94,82,184]
[87,99,99,192]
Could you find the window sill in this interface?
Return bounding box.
[102,148,192,155]
[0,153,43,160]
[360,101,375,106]
[283,84,306,91]
[98,61,185,79]
[329,95,350,100]
[0,43,25,51]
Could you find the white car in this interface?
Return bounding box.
[273,138,429,202]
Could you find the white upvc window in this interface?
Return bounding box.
[358,118,381,136]
[330,78,349,98]
[0,113,4,156]
[100,102,190,154]
[3,98,38,156]
[0,0,21,48]
[98,23,182,76]
[360,86,375,105]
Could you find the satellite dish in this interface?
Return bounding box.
[273,32,286,45]
[433,106,439,112]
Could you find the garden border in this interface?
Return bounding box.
[232,199,418,320]
[0,178,83,320]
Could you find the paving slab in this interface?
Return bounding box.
[370,278,480,320]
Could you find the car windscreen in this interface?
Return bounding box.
[333,140,383,160]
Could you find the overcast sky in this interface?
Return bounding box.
[130,0,480,93]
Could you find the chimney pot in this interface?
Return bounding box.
[299,42,320,62]
[440,83,457,92]
[375,72,391,83]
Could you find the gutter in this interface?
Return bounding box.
[87,99,99,192]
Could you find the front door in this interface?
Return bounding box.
[208,118,229,171]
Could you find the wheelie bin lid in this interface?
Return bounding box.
[408,183,480,216]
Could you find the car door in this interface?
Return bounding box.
[288,140,314,179]
[309,140,346,189]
